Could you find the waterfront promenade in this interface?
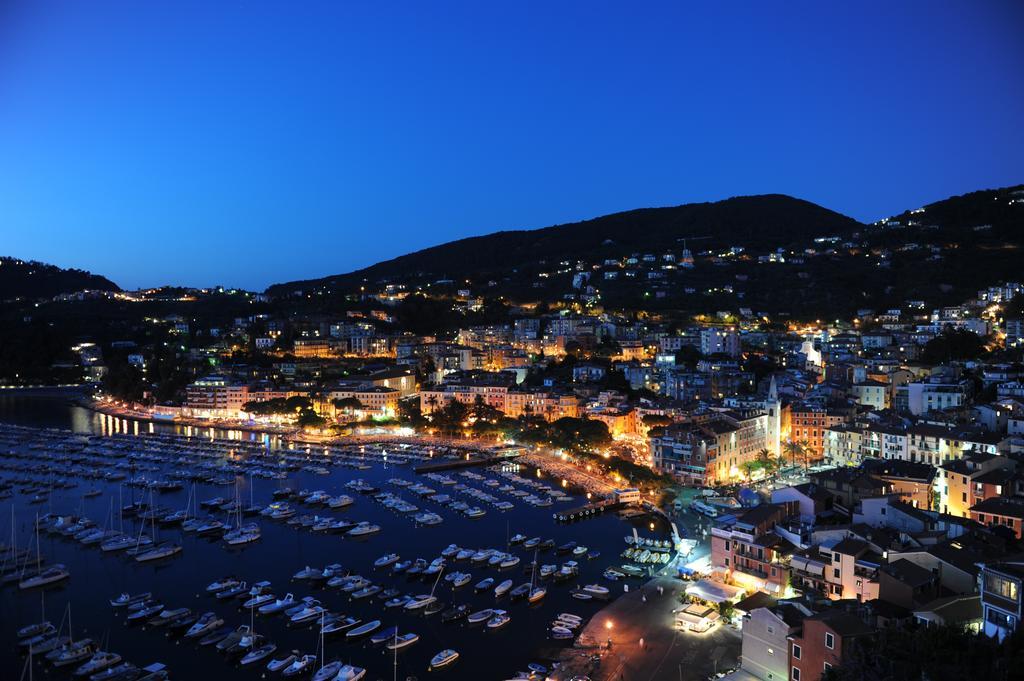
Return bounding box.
[553,575,741,681]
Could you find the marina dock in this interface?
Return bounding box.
[553,499,623,522]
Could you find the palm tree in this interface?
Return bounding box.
[783,440,804,470]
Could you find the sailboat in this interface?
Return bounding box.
[224,480,261,546]
[135,489,181,562]
[527,549,546,603]
[20,516,70,589]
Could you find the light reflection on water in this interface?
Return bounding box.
[0,393,673,680]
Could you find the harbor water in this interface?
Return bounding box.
[0,393,673,680]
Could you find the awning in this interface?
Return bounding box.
[685,579,746,604]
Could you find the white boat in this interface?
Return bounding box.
[583,583,609,597]
[19,564,70,589]
[50,639,95,667]
[374,553,399,568]
[550,625,573,639]
[266,652,296,673]
[346,522,381,537]
[185,612,223,638]
[346,619,381,638]
[487,611,510,629]
[404,594,437,610]
[243,592,275,608]
[73,650,121,677]
[206,577,239,593]
[467,608,494,624]
[134,542,182,562]
[386,632,419,650]
[259,593,295,615]
[336,665,367,681]
[281,654,316,676]
[429,649,459,670]
[289,603,325,624]
[499,555,520,569]
[224,523,261,546]
[241,643,277,665]
[494,579,513,597]
[311,661,342,681]
[110,592,151,608]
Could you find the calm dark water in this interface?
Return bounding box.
[0,393,671,681]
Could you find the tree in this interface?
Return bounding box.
[332,397,363,414]
[297,407,326,429]
[921,329,987,364]
[783,440,808,470]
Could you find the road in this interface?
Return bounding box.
[551,575,740,681]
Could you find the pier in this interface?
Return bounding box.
[413,452,522,473]
[553,498,624,522]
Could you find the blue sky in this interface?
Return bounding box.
[1,1,1021,290]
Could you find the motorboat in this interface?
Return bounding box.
[509,583,531,599]
[148,607,190,626]
[475,577,495,590]
[374,553,399,568]
[206,576,240,593]
[265,652,297,673]
[487,611,511,629]
[550,625,574,640]
[282,654,316,677]
[49,639,95,667]
[216,582,249,600]
[494,579,513,597]
[583,583,610,597]
[404,594,437,610]
[440,544,460,558]
[346,619,381,638]
[441,604,469,622]
[346,522,380,537]
[259,593,295,615]
[370,625,399,645]
[385,594,411,608]
[89,661,137,681]
[336,665,367,681]
[467,608,495,624]
[351,585,382,599]
[110,592,151,608]
[215,625,251,652]
[126,603,163,623]
[292,566,321,580]
[386,632,419,650]
[429,649,459,670]
[311,661,342,681]
[500,555,520,569]
[243,592,275,609]
[17,621,52,639]
[185,612,224,638]
[289,603,325,624]
[509,533,527,544]
[240,643,277,665]
[322,616,360,635]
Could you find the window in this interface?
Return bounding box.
[825,632,834,649]
[793,644,801,660]
[792,666,801,681]
[824,662,833,672]
[767,626,775,635]
[985,574,1020,601]
[833,568,841,579]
